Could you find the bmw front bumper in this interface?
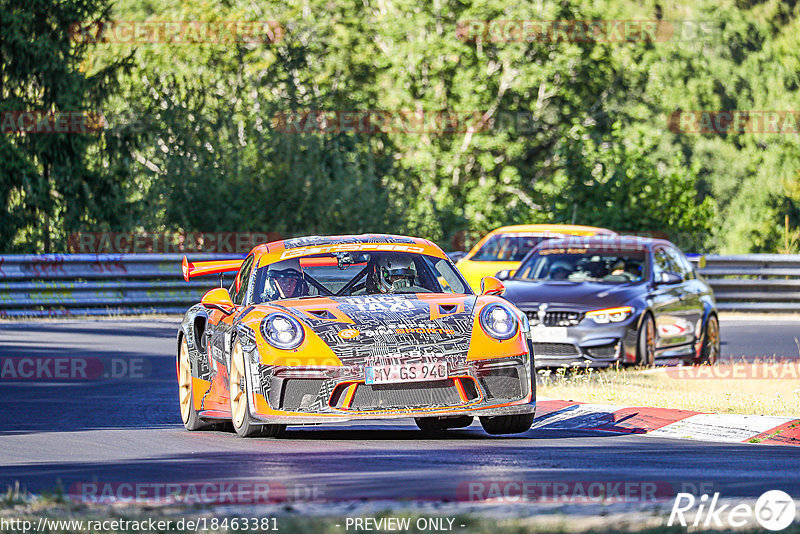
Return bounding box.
[528,314,640,368]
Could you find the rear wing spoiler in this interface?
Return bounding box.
[182,255,244,283]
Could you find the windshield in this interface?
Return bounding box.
[470,234,554,262]
[514,248,648,283]
[251,252,471,303]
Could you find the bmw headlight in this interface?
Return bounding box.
[585,306,634,324]
[260,313,305,350]
[480,303,519,340]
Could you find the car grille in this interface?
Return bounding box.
[280,379,325,410]
[476,367,523,401]
[525,310,582,327]
[348,379,465,410]
[533,342,580,357]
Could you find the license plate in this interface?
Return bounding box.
[531,326,568,342]
[365,362,448,385]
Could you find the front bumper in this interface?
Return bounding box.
[246,354,535,424]
[529,316,639,368]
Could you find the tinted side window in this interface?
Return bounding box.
[666,247,694,279]
[230,255,254,305]
[675,249,696,280]
[652,248,673,278]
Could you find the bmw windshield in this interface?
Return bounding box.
[514,247,648,283]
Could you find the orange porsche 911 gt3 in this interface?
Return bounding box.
[176,234,535,437]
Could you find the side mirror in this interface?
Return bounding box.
[480,276,506,296]
[656,272,683,285]
[495,269,516,281]
[201,287,235,314]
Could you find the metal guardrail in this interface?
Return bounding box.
[698,254,800,312]
[0,253,798,317]
[0,254,244,318]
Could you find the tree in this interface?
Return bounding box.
[0,0,137,252]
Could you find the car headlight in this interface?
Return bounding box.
[480,303,519,340]
[585,306,634,324]
[260,313,305,350]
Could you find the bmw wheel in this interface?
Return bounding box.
[698,314,720,365]
[636,313,656,368]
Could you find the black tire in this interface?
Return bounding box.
[479,413,534,435]
[229,341,285,438]
[178,336,211,431]
[415,416,473,432]
[697,314,720,365]
[636,313,656,368]
[261,423,286,438]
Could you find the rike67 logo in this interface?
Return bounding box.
[669,490,796,531]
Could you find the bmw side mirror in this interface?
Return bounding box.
[656,272,683,285]
[201,287,236,315]
[480,276,506,296]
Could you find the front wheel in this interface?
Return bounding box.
[178,336,210,431]
[636,313,656,368]
[229,342,285,438]
[697,314,720,365]
[479,413,534,435]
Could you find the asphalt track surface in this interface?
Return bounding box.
[1,317,799,504]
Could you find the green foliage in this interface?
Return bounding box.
[0,0,139,252]
[3,0,800,253]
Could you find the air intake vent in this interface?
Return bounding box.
[307,309,336,320]
[279,379,325,410]
[349,380,462,410]
[475,367,522,401]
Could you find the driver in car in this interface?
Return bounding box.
[264,259,308,299]
[369,254,426,293]
[547,260,572,280]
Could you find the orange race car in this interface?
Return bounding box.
[177,234,535,438]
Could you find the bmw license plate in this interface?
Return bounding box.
[365,362,448,385]
[531,326,568,342]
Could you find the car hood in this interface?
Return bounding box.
[270,293,477,367]
[502,279,642,311]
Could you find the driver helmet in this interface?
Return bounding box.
[548,260,572,279]
[266,258,306,299]
[374,253,416,293]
